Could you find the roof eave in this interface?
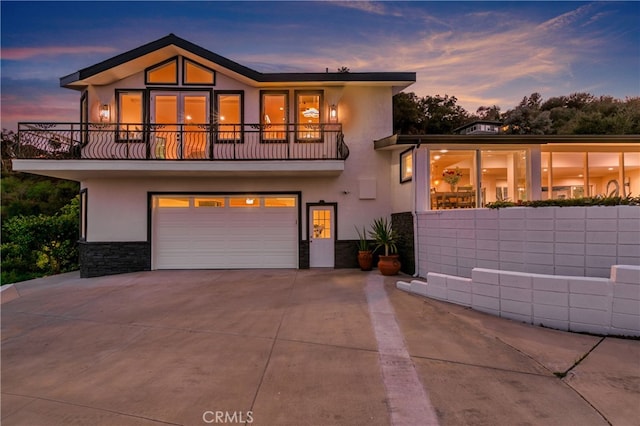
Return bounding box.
[374,134,640,150]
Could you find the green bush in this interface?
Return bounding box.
[1,196,79,285]
[486,194,640,209]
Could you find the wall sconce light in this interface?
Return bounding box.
[99,104,110,122]
[329,104,338,123]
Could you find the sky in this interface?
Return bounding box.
[1,1,639,131]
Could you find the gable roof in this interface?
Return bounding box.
[60,33,416,89]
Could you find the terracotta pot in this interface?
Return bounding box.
[378,254,401,276]
[357,251,373,271]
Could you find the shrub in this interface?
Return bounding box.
[1,196,79,284]
[486,194,640,209]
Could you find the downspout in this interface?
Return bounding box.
[412,141,422,277]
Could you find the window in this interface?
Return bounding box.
[481,150,527,204]
[157,197,190,208]
[430,150,477,209]
[116,90,144,141]
[146,58,178,85]
[261,91,288,142]
[195,197,225,207]
[624,152,640,197]
[541,149,640,199]
[400,148,413,183]
[296,91,322,141]
[312,209,331,239]
[264,197,296,207]
[546,152,585,199]
[183,58,215,85]
[216,92,243,142]
[229,197,260,208]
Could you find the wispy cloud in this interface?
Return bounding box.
[2,46,117,60]
[241,3,615,112]
[331,1,399,17]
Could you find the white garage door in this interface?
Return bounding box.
[153,195,298,269]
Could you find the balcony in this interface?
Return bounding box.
[14,123,349,180]
[17,122,348,161]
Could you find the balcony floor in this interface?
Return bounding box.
[12,159,345,181]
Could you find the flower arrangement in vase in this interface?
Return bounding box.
[442,167,463,191]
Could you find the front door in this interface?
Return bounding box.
[150,92,209,159]
[309,205,335,267]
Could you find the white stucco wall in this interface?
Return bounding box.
[81,82,399,242]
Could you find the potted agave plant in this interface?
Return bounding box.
[369,217,401,276]
[355,226,373,271]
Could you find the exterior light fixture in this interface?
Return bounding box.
[99,104,110,122]
[329,104,338,123]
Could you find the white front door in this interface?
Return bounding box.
[150,91,209,159]
[309,205,335,267]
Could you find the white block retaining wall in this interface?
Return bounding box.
[397,265,640,337]
[416,206,640,279]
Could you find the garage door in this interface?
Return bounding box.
[152,194,298,269]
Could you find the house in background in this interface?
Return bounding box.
[453,120,502,135]
[14,34,416,277]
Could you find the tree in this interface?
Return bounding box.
[393,92,426,134]
[393,92,471,134]
[501,92,551,134]
[476,105,501,121]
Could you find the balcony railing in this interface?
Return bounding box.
[17,122,349,161]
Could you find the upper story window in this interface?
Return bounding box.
[216,92,243,141]
[116,90,144,141]
[296,91,322,141]
[261,91,288,142]
[146,58,178,85]
[183,58,215,85]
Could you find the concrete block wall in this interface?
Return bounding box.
[397,265,640,337]
[416,206,640,280]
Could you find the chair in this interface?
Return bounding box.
[457,186,475,208]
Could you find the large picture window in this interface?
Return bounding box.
[261,91,288,142]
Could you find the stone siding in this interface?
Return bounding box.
[79,241,151,278]
[392,211,415,275]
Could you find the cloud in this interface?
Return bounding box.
[331,1,399,17]
[239,3,612,112]
[2,46,117,60]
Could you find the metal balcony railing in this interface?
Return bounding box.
[16,122,349,161]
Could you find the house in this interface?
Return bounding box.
[13,34,416,277]
[13,33,639,282]
[378,133,640,277]
[453,120,502,135]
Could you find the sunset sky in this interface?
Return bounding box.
[1,1,639,131]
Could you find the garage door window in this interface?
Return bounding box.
[229,197,260,208]
[195,197,225,207]
[157,197,190,208]
[264,197,296,207]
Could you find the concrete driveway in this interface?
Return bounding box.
[2,269,639,425]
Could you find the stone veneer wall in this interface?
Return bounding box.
[392,212,416,275]
[397,265,640,337]
[416,206,640,279]
[79,241,151,278]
